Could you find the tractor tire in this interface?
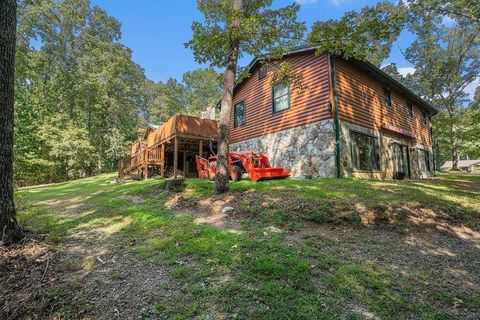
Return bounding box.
[231,165,242,182]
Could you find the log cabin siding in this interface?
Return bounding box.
[335,58,432,146]
[230,52,332,143]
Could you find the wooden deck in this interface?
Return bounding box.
[119,114,218,180]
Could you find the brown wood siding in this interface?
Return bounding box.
[230,52,332,143]
[335,58,432,146]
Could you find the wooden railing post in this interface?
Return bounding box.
[118,159,124,178]
[183,147,187,178]
[144,148,148,180]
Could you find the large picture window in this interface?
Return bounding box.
[350,131,380,172]
[234,101,245,127]
[272,81,290,113]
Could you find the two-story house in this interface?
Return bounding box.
[229,47,437,179]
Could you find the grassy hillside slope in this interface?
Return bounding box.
[2,172,479,319]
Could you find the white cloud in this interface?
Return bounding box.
[295,0,319,4]
[329,0,351,7]
[397,67,416,77]
[295,0,355,6]
[464,77,479,99]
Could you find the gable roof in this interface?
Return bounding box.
[235,46,438,115]
[441,159,480,169]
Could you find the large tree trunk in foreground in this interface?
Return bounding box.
[215,0,242,194]
[0,0,24,245]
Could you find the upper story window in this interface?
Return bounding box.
[407,103,414,118]
[421,112,428,126]
[234,101,246,128]
[258,66,267,80]
[382,87,392,109]
[272,81,290,113]
[350,131,380,172]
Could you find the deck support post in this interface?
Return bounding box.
[199,140,203,158]
[183,147,187,178]
[174,137,178,179]
[161,143,165,178]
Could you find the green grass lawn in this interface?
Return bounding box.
[13,172,480,319]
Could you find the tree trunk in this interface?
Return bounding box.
[215,0,242,194]
[0,0,24,245]
[450,119,459,171]
[97,134,105,174]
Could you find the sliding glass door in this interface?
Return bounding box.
[392,144,410,179]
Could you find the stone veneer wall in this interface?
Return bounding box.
[339,120,434,179]
[230,119,337,178]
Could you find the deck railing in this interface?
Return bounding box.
[120,146,162,176]
[147,148,161,162]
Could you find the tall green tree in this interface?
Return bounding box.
[308,1,405,66]
[1,0,24,244]
[460,87,480,159]
[183,67,223,116]
[14,0,147,184]
[187,0,305,193]
[149,78,188,122]
[145,68,223,124]
[404,9,479,169]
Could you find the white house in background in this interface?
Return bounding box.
[441,160,480,173]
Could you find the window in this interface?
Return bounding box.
[272,81,290,113]
[418,149,430,173]
[383,87,392,109]
[234,101,245,127]
[421,112,428,126]
[258,67,266,80]
[350,131,380,172]
[407,103,414,118]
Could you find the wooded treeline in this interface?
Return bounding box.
[14,0,222,186]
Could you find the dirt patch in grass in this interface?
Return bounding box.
[169,188,480,238]
[121,194,147,203]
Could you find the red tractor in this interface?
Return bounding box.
[195,151,289,182]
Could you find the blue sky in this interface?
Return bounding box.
[90,0,478,97]
[90,0,411,81]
